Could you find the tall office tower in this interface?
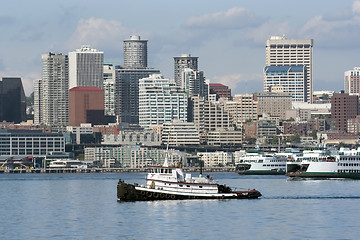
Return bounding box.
[0,77,26,123]
[35,52,69,126]
[69,87,105,126]
[174,54,198,86]
[138,74,188,129]
[33,79,42,124]
[265,36,313,103]
[104,63,116,117]
[123,35,148,68]
[264,66,306,102]
[344,67,360,95]
[115,67,160,124]
[331,92,358,132]
[180,68,208,98]
[69,45,104,89]
[209,83,232,100]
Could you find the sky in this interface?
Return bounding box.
[1,0,360,96]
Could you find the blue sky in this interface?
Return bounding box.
[1,0,360,96]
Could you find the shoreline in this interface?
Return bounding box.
[0,167,236,174]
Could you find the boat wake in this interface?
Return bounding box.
[264,196,360,199]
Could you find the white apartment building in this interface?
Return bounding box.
[69,45,104,89]
[265,36,313,103]
[197,151,233,168]
[34,52,69,126]
[138,74,188,129]
[162,120,200,146]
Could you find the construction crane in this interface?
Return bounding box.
[0,157,13,169]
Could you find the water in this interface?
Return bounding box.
[0,172,359,240]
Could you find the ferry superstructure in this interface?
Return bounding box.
[237,150,287,175]
[286,148,360,179]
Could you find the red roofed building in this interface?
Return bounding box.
[69,87,105,126]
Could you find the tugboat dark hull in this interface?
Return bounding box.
[117,180,261,201]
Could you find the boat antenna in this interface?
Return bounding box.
[163,137,169,167]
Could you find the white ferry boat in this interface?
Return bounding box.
[237,150,287,175]
[286,148,360,179]
[117,158,261,201]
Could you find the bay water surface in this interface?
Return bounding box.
[0,172,359,240]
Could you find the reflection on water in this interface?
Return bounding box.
[0,172,359,240]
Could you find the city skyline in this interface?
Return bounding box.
[1,0,360,96]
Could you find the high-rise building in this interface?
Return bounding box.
[174,54,198,86]
[331,92,358,132]
[0,77,26,123]
[265,36,313,103]
[123,35,148,68]
[344,67,360,96]
[69,87,105,126]
[103,63,116,117]
[180,68,208,98]
[69,45,104,89]
[138,74,188,129]
[264,65,307,102]
[34,52,69,126]
[115,67,160,124]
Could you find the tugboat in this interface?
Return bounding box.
[117,158,261,201]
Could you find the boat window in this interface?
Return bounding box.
[199,186,203,188]
[187,185,190,187]
[179,185,183,187]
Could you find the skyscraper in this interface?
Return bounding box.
[174,54,198,86]
[116,68,160,124]
[116,36,160,125]
[34,52,69,126]
[264,65,307,102]
[69,45,104,89]
[103,63,116,117]
[344,67,360,96]
[123,35,148,68]
[265,36,313,103]
[0,77,26,123]
[180,68,208,98]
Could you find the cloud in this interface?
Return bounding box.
[65,18,151,59]
[353,0,360,14]
[212,73,263,95]
[299,2,360,48]
[184,7,262,30]
[242,21,293,47]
